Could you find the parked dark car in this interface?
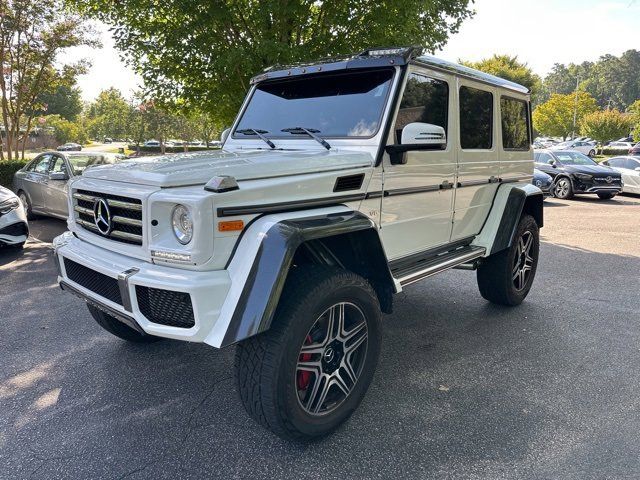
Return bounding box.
[57,143,82,151]
[534,149,622,200]
[532,168,553,196]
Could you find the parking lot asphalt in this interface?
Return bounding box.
[1,194,639,480]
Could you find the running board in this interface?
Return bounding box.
[395,245,486,286]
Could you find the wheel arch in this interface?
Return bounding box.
[473,183,543,256]
[214,208,394,347]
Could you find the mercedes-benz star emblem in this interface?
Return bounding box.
[93,198,112,235]
[605,176,613,184]
[323,347,335,363]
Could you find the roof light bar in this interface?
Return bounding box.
[358,46,423,60]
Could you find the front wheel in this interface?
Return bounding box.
[235,266,382,440]
[597,192,616,199]
[477,214,540,306]
[588,149,596,157]
[554,177,574,199]
[17,191,35,220]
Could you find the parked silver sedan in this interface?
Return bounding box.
[13,152,127,219]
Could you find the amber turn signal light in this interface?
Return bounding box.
[218,220,244,232]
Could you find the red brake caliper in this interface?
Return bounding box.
[297,335,313,390]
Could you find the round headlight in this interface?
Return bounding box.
[171,204,193,244]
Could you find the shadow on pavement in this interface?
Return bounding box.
[1,241,640,479]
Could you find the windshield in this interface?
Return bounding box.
[67,154,125,175]
[553,151,597,166]
[234,68,395,139]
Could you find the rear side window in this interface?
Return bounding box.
[501,97,530,150]
[607,157,625,168]
[625,158,640,169]
[460,86,493,149]
[395,73,449,143]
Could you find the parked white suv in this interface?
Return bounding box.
[53,47,543,440]
[550,140,597,156]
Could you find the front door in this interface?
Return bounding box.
[22,154,53,209]
[43,155,70,217]
[380,69,456,260]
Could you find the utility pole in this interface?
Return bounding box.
[571,75,580,140]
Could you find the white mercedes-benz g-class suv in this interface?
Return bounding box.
[53,47,542,440]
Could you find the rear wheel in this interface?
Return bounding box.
[87,304,161,343]
[588,149,595,157]
[235,266,382,440]
[554,177,574,199]
[597,192,616,199]
[17,191,34,220]
[477,214,539,306]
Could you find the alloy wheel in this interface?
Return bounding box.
[295,302,368,416]
[555,179,570,198]
[512,231,534,291]
[18,192,29,215]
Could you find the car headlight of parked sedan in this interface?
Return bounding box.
[171,204,194,244]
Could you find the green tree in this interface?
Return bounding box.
[461,55,541,100]
[580,109,633,148]
[70,0,475,125]
[0,0,98,160]
[85,88,132,140]
[42,114,88,144]
[628,100,640,141]
[533,91,598,139]
[38,84,84,121]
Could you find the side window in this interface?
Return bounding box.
[536,153,552,164]
[501,97,530,150]
[625,158,640,170]
[608,158,624,168]
[24,159,37,172]
[33,155,52,174]
[50,156,66,173]
[459,86,493,149]
[395,73,449,143]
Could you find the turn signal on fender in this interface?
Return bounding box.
[218,220,244,232]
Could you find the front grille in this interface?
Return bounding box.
[64,258,122,305]
[73,189,143,245]
[135,286,195,328]
[593,177,621,186]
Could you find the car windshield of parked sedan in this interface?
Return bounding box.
[233,68,395,139]
[67,154,126,175]
[554,151,597,166]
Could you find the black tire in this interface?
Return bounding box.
[10,242,25,249]
[477,214,539,306]
[554,176,574,199]
[235,266,382,440]
[597,192,616,199]
[87,304,161,343]
[17,191,35,220]
[588,149,595,157]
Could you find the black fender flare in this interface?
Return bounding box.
[220,210,393,347]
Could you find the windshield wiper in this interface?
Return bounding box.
[281,127,331,150]
[235,128,276,149]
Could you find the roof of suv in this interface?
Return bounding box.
[252,47,530,95]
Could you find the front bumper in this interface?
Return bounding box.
[54,233,231,343]
[0,208,29,245]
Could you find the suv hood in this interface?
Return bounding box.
[81,149,374,187]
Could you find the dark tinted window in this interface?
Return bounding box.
[460,86,493,149]
[395,73,448,143]
[535,152,553,164]
[235,69,394,138]
[625,158,640,169]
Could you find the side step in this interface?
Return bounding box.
[394,245,486,286]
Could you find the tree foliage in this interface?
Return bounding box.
[85,87,131,140]
[628,100,640,141]
[533,91,598,139]
[461,55,541,99]
[538,50,640,111]
[580,109,633,146]
[70,0,475,125]
[37,84,84,121]
[0,0,98,160]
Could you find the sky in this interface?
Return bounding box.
[70,0,640,102]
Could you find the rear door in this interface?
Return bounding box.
[451,81,499,242]
[623,157,640,193]
[20,154,53,209]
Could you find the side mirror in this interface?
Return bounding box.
[386,123,446,165]
[220,128,231,144]
[49,171,69,181]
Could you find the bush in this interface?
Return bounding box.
[0,160,29,189]
[600,148,633,156]
[127,145,217,154]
